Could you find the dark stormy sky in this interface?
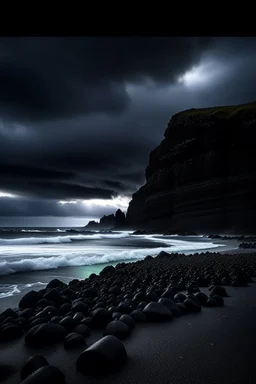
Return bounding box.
[1,36,256,226]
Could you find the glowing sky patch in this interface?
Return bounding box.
[58,195,130,212]
[0,192,16,198]
[82,195,130,210]
[178,60,226,88]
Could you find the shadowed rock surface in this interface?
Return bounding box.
[127,101,256,234]
[20,366,65,384]
[76,335,127,375]
[85,209,127,229]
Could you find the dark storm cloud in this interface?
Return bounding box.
[1,37,256,219]
[0,196,119,218]
[0,37,213,121]
[0,163,116,199]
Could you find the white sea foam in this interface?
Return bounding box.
[20,229,65,233]
[0,232,129,245]
[0,236,223,276]
[0,284,21,298]
[0,282,46,298]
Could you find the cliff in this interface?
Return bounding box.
[126,101,256,234]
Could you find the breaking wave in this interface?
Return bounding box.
[0,238,222,276]
[0,233,129,245]
[0,282,46,298]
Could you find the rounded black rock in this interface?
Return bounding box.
[133,292,147,302]
[76,335,127,375]
[59,303,71,316]
[19,308,34,320]
[143,302,173,321]
[117,302,131,314]
[137,301,148,309]
[195,292,208,305]
[183,298,201,312]
[0,324,24,342]
[108,286,121,295]
[73,312,84,324]
[91,308,112,329]
[21,355,49,381]
[100,265,116,276]
[210,286,228,297]
[119,314,135,329]
[158,298,181,316]
[20,365,65,384]
[29,318,47,328]
[112,312,122,320]
[208,294,224,306]
[15,317,27,328]
[173,293,186,303]
[71,302,89,315]
[25,323,66,347]
[130,309,147,322]
[50,316,62,324]
[103,320,131,340]
[0,308,17,319]
[46,279,66,289]
[108,306,119,314]
[41,306,59,319]
[81,317,92,327]
[75,324,90,337]
[186,293,201,306]
[59,316,76,331]
[64,332,85,349]
[19,291,39,309]
[161,288,175,299]
[43,289,63,307]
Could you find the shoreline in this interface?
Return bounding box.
[0,248,256,383]
[0,236,240,311]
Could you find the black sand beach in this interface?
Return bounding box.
[1,284,255,384]
[0,249,256,384]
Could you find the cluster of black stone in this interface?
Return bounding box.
[208,234,256,241]
[0,250,255,382]
[239,242,256,249]
[132,229,197,236]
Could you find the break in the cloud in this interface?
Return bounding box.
[0,37,256,222]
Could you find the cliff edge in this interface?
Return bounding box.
[126,101,256,234]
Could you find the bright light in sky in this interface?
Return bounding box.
[59,195,130,212]
[178,60,225,88]
[0,191,16,198]
[82,195,130,210]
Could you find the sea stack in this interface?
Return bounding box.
[85,209,127,230]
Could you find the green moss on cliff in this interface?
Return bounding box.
[173,101,256,123]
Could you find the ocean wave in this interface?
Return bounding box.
[0,239,222,276]
[0,232,129,245]
[0,282,46,298]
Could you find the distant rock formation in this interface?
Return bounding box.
[85,220,100,229]
[100,214,115,228]
[115,209,126,227]
[85,209,127,230]
[126,101,256,234]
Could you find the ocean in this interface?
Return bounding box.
[0,227,227,308]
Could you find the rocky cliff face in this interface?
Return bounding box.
[126,102,256,234]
